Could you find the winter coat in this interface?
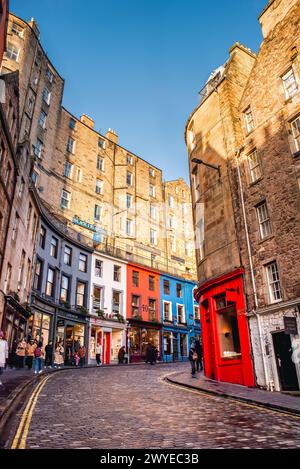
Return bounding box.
[26,343,36,357]
[45,344,53,358]
[194,340,203,358]
[118,347,126,361]
[0,339,8,367]
[54,345,64,365]
[146,344,156,363]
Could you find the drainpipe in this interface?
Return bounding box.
[236,148,270,391]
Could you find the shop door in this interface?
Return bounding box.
[205,317,216,380]
[173,333,179,361]
[65,326,74,366]
[273,332,299,391]
[103,332,111,365]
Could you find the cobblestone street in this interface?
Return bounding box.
[4,363,300,449]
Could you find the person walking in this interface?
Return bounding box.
[16,338,27,369]
[34,342,44,374]
[189,344,198,378]
[118,346,126,365]
[26,339,36,370]
[78,345,86,368]
[45,341,53,368]
[95,343,102,367]
[0,331,8,386]
[54,342,64,369]
[146,343,156,365]
[194,339,203,372]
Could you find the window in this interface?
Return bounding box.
[42,87,51,105]
[163,301,172,322]
[149,168,155,178]
[194,305,200,321]
[38,111,47,129]
[185,242,191,257]
[248,150,262,183]
[11,23,24,37]
[163,279,170,295]
[131,295,140,317]
[150,228,157,245]
[12,213,19,241]
[149,276,155,291]
[95,259,103,277]
[34,139,43,158]
[282,68,298,99]
[32,213,38,241]
[114,265,121,282]
[171,237,176,252]
[76,281,86,307]
[31,170,38,185]
[93,285,104,313]
[64,246,72,266]
[94,204,101,221]
[244,106,255,133]
[188,124,196,151]
[50,237,58,258]
[112,291,122,314]
[176,283,183,298]
[26,97,34,117]
[46,267,55,297]
[216,301,241,359]
[69,118,76,130]
[192,171,200,202]
[18,250,26,290]
[96,179,103,195]
[6,42,19,61]
[98,138,106,149]
[126,193,133,209]
[149,184,156,198]
[26,203,32,230]
[61,189,71,209]
[67,137,75,153]
[132,271,139,287]
[127,154,133,165]
[149,299,156,321]
[33,259,43,291]
[127,172,133,186]
[4,163,11,186]
[97,156,104,171]
[46,67,54,83]
[39,226,46,249]
[266,262,282,303]
[126,218,133,236]
[150,204,157,220]
[79,253,87,273]
[4,264,12,294]
[291,116,300,153]
[76,168,82,183]
[177,305,185,324]
[169,216,175,229]
[256,201,272,239]
[64,162,73,179]
[60,275,70,303]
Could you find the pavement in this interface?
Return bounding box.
[167,370,300,416]
[2,363,300,449]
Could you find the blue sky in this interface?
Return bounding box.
[11,0,267,182]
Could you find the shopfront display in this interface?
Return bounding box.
[89,317,126,364]
[2,297,30,364]
[129,325,161,361]
[28,311,52,347]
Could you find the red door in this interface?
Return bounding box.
[103,332,111,365]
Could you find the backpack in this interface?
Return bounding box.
[35,347,42,358]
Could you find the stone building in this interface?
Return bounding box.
[1,12,196,282]
[0,0,8,64]
[233,0,300,391]
[186,43,256,387]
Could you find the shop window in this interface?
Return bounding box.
[131,295,140,317]
[215,295,241,360]
[149,275,155,291]
[180,334,188,357]
[149,299,157,321]
[132,271,139,287]
[163,332,172,355]
[163,279,170,295]
[194,305,200,321]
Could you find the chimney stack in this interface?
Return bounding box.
[80,114,95,129]
[105,128,118,144]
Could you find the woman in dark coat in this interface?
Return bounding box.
[118,346,126,364]
[189,345,197,378]
[146,343,156,365]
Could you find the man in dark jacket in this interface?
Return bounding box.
[194,339,203,372]
[118,346,126,364]
[146,343,156,365]
[45,341,53,368]
[189,345,197,378]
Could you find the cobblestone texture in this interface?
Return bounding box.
[7,364,300,449]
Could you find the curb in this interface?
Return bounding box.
[165,376,300,417]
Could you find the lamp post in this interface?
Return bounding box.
[192,158,221,178]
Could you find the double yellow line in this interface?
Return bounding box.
[11,375,51,449]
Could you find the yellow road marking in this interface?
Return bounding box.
[161,374,300,421]
[11,375,51,449]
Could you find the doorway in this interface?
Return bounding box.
[103,332,111,365]
[273,332,299,391]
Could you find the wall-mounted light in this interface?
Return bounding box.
[192,158,221,178]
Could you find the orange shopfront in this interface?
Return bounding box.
[194,268,255,387]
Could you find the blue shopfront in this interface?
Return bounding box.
[160,274,201,362]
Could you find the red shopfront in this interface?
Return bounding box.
[194,268,255,387]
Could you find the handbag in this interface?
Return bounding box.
[192,351,198,361]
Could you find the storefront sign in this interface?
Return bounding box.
[284,317,298,335]
[57,320,65,327]
[73,215,98,233]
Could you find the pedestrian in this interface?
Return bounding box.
[95,343,102,367]
[34,341,44,374]
[0,331,8,386]
[189,344,198,378]
[16,338,27,369]
[194,339,203,372]
[146,343,156,365]
[54,342,64,369]
[78,345,85,368]
[26,339,36,370]
[118,346,126,365]
[73,351,79,367]
[45,341,53,368]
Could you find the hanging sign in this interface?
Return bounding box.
[284,317,298,335]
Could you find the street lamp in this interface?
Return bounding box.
[192,158,221,178]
